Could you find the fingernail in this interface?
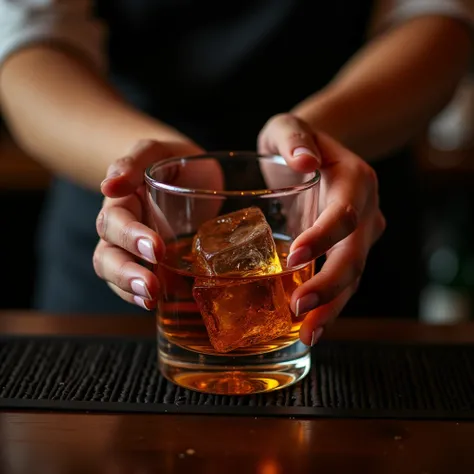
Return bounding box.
[133,295,151,310]
[295,293,319,317]
[131,279,152,299]
[287,246,312,268]
[137,238,157,263]
[311,327,324,346]
[100,171,122,187]
[293,147,321,166]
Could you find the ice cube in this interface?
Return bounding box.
[193,277,292,353]
[191,207,292,352]
[192,207,282,277]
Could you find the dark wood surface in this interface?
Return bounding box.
[1,312,474,474]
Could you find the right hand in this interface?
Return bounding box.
[93,139,205,310]
[258,114,385,345]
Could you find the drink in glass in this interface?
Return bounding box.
[145,152,319,395]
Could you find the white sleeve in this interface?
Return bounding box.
[0,0,106,70]
[375,0,474,31]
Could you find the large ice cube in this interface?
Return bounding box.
[193,277,291,353]
[191,207,292,353]
[192,207,282,277]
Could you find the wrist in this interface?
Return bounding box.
[290,87,346,142]
[290,88,386,161]
[104,106,198,160]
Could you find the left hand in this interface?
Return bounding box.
[258,113,386,346]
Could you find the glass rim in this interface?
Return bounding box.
[144,151,320,198]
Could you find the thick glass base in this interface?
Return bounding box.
[158,334,311,395]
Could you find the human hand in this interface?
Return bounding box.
[93,139,207,310]
[258,113,386,345]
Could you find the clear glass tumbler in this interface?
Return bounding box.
[145,152,320,395]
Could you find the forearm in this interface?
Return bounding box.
[0,45,190,190]
[293,16,472,160]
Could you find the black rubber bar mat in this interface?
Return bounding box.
[1,335,474,420]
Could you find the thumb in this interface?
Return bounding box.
[100,140,173,198]
[258,113,321,173]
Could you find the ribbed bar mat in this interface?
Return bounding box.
[1,335,473,420]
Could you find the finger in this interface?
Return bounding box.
[287,161,376,267]
[287,198,363,267]
[290,228,368,315]
[299,284,355,346]
[101,140,173,198]
[295,207,383,345]
[106,282,156,311]
[93,240,160,301]
[258,114,321,172]
[97,199,164,264]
